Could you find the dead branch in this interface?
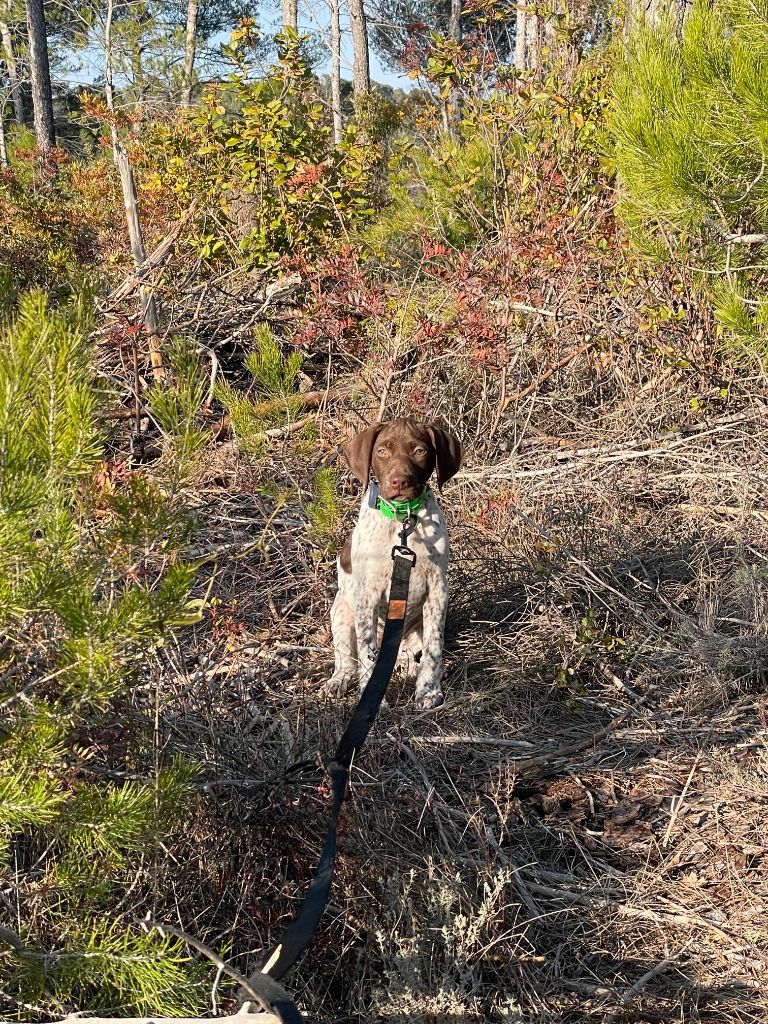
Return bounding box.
[50,1007,278,1024]
[507,686,656,774]
[502,340,595,407]
[722,232,768,245]
[107,202,200,304]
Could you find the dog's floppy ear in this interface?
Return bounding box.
[427,423,463,489]
[343,422,383,483]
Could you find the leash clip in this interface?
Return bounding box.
[393,513,417,562]
[391,545,416,565]
[400,513,417,543]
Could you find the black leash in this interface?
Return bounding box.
[242,518,417,1021]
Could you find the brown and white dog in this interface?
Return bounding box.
[321,418,462,709]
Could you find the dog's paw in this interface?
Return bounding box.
[319,673,355,699]
[414,686,444,711]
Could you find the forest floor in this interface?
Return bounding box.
[103,242,768,1023]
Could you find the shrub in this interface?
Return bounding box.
[149,30,379,272]
[214,323,306,454]
[0,285,208,1018]
[609,0,768,355]
[306,467,342,545]
[360,52,610,266]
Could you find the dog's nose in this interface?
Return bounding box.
[387,471,413,491]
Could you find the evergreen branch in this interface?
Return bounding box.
[0,925,28,955]
[137,919,274,1018]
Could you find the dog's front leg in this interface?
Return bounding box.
[320,586,358,697]
[352,580,383,689]
[413,577,448,709]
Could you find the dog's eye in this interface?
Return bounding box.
[376,447,389,456]
[413,446,427,456]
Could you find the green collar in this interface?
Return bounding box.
[375,488,428,522]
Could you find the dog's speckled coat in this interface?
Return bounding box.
[321,418,462,710]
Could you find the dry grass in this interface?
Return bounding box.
[97,250,768,1024]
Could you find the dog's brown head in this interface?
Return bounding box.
[343,417,462,500]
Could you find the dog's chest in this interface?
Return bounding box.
[350,496,449,605]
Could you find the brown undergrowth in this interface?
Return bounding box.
[88,203,768,1024]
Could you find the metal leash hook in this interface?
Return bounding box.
[392,513,417,564]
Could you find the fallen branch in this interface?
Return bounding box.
[461,401,768,483]
[604,945,685,1024]
[722,232,768,245]
[407,733,536,749]
[107,202,199,304]
[502,340,595,407]
[507,686,656,774]
[677,502,768,521]
[51,1008,278,1024]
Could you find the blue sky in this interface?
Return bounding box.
[58,4,413,94]
[277,4,412,91]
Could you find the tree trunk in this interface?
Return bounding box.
[25,0,55,151]
[330,0,342,143]
[624,0,690,36]
[524,7,539,73]
[180,0,198,107]
[114,141,164,379]
[0,18,24,124]
[281,0,297,30]
[105,0,164,380]
[445,0,461,134]
[0,104,8,165]
[515,3,526,69]
[543,0,557,58]
[348,0,370,96]
[448,0,461,41]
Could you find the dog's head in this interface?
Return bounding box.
[343,418,462,500]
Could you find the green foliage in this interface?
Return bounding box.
[145,337,210,480]
[306,467,341,544]
[0,139,102,292]
[8,923,205,1018]
[214,324,305,454]
[150,30,379,271]
[0,287,207,1018]
[609,0,768,353]
[246,324,304,395]
[365,132,508,257]
[361,57,609,263]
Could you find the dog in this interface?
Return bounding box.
[321,418,462,709]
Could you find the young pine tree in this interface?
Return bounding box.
[610,0,768,354]
[0,284,210,1019]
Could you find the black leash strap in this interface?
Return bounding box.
[245,522,417,1020]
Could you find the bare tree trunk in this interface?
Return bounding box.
[543,0,557,58]
[515,3,527,69]
[25,0,55,151]
[330,0,342,143]
[0,103,8,165]
[114,142,164,379]
[0,18,24,124]
[348,0,370,96]
[448,0,461,41]
[445,0,461,134]
[180,0,198,106]
[524,7,539,73]
[281,0,297,30]
[105,0,164,380]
